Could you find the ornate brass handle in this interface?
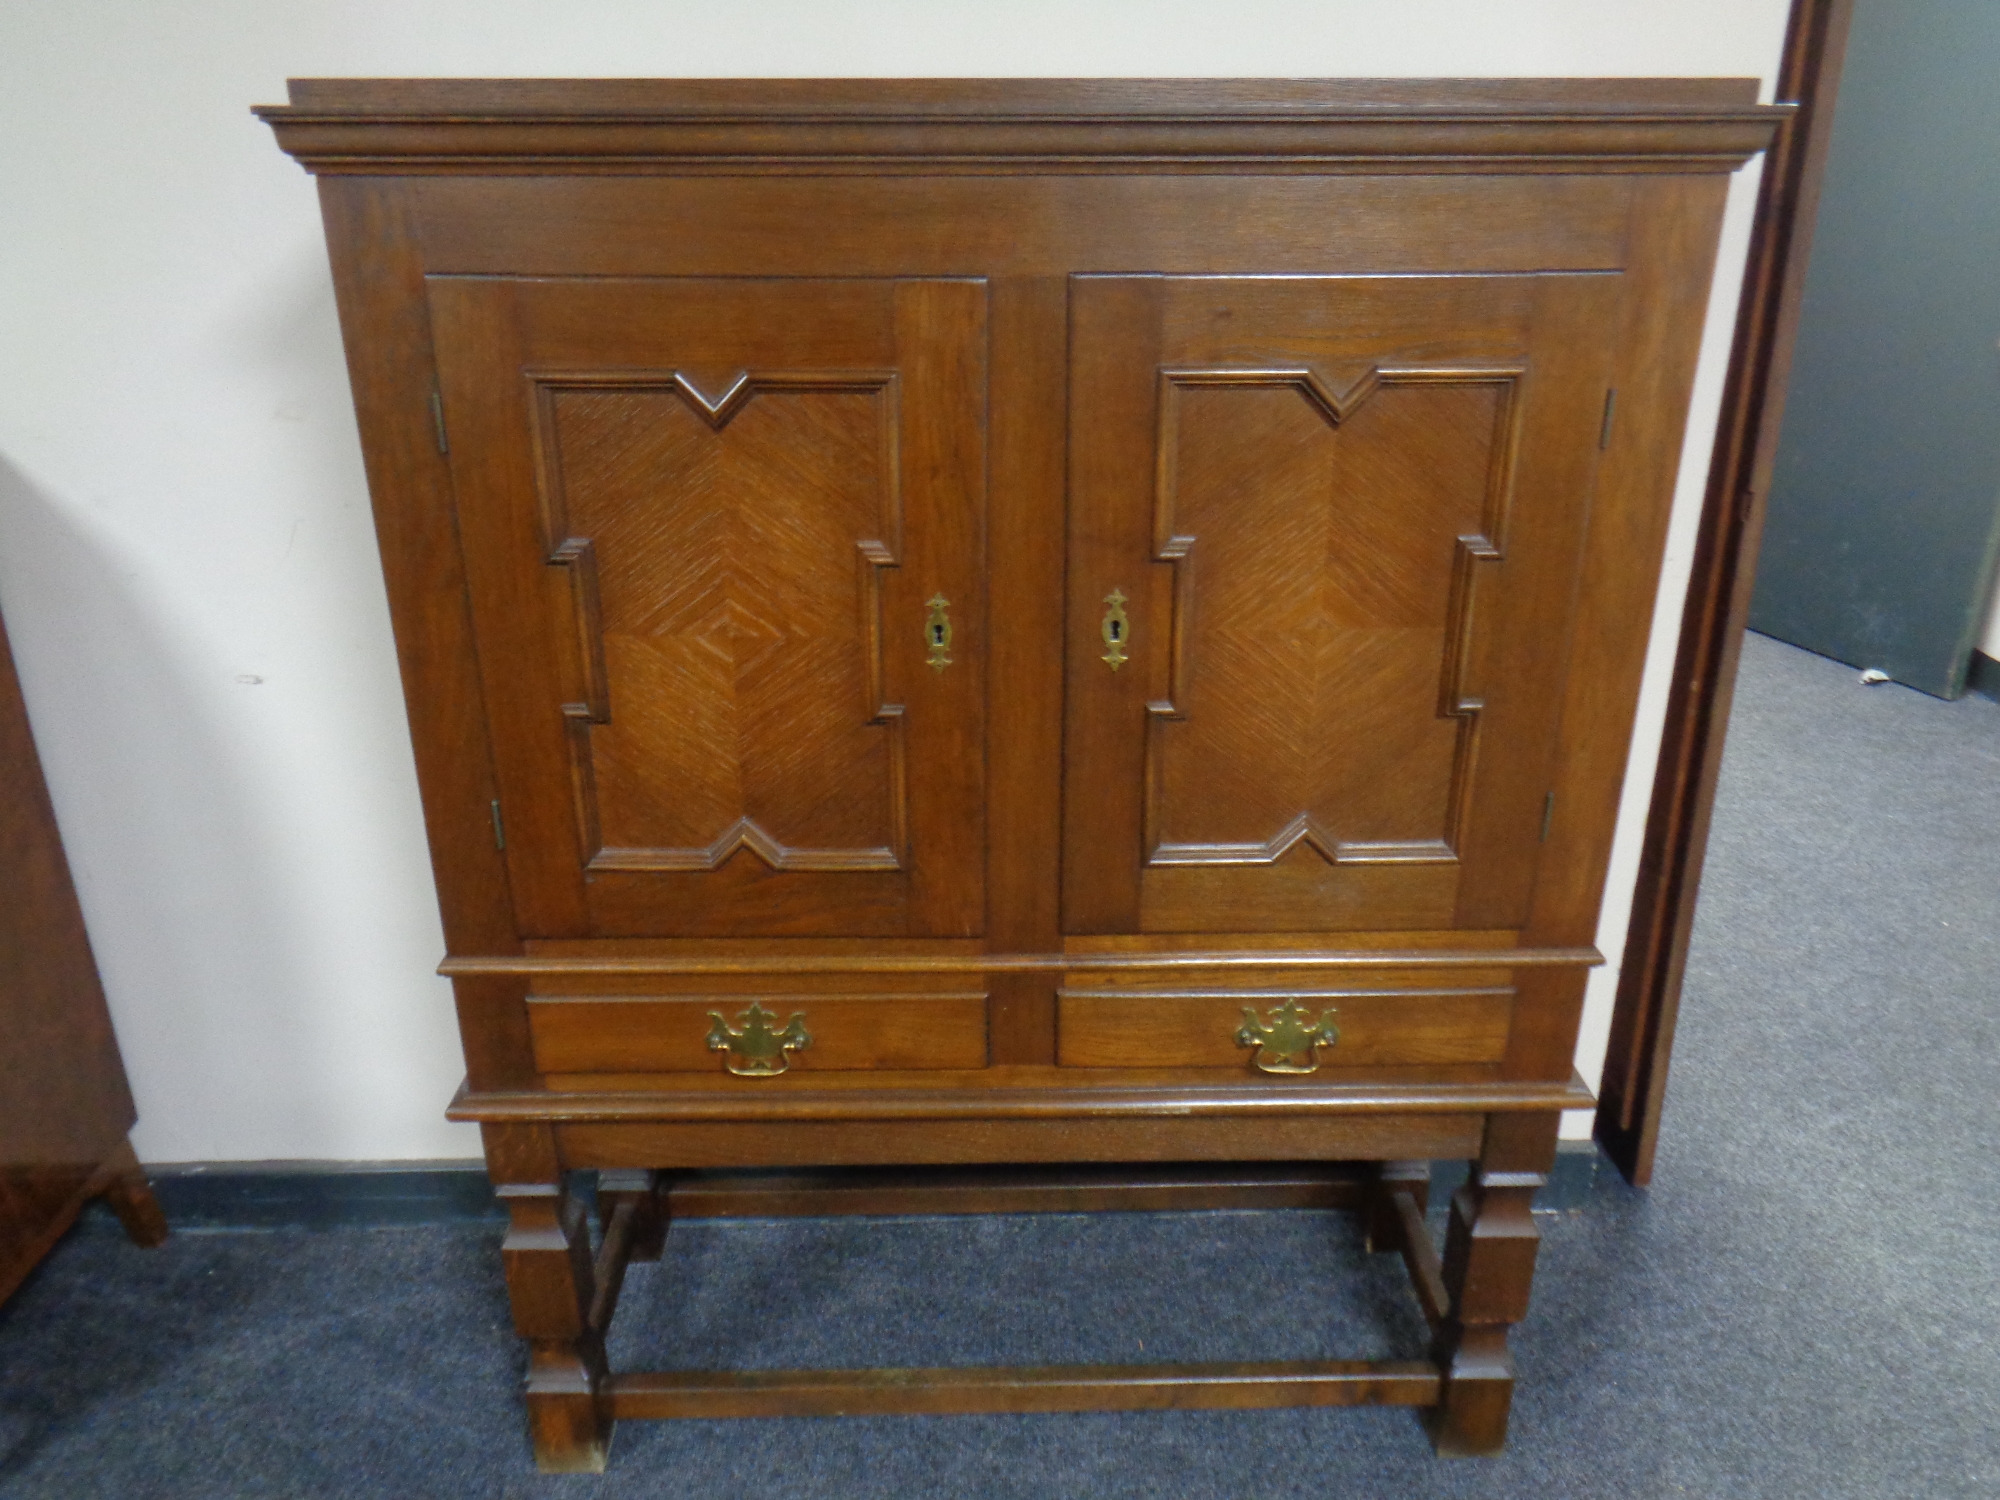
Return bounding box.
[706,1001,811,1077]
[1101,589,1130,671]
[1236,999,1340,1075]
[926,594,953,672]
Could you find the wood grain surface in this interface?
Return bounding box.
[263,77,1776,1464]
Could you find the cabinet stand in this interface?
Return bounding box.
[484,1112,1557,1473]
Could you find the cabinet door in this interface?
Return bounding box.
[1063,274,1618,935]
[430,278,986,938]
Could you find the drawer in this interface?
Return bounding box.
[527,992,989,1075]
[1056,986,1513,1070]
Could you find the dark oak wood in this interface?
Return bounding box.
[1056,987,1514,1068]
[605,1360,1441,1418]
[528,993,991,1073]
[1600,0,1855,1185]
[1429,1111,1556,1455]
[1363,1159,1432,1254]
[555,1113,1490,1170]
[484,1121,613,1473]
[0,604,165,1305]
[665,1162,1374,1217]
[445,944,1600,976]
[263,78,1776,1470]
[256,76,1772,176]
[1062,274,1617,936]
[278,76,1765,112]
[450,1072,1597,1123]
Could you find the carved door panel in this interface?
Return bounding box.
[1063,274,1619,935]
[430,278,986,938]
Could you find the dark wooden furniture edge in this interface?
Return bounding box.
[441,946,1602,977]
[602,1360,1442,1418]
[256,77,1783,174]
[274,76,1763,112]
[449,1073,1594,1123]
[669,1161,1376,1217]
[1597,0,1854,1185]
[0,1139,167,1307]
[0,601,168,1302]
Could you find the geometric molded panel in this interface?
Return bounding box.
[1144,364,1523,868]
[531,370,908,871]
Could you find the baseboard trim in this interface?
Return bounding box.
[100,1143,1605,1231]
[119,1159,503,1230]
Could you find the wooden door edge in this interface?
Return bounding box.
[1595,0,1854,1185]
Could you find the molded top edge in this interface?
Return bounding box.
[264,75,1765,119]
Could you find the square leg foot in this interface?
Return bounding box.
[1427,1330,1514,1456]
[530,1396,613,1474]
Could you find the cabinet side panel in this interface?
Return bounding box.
[317,179,521,959]
[1525,176,1733,945]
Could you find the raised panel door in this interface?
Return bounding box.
[430,277,986,937]
[1063,274,1619,934]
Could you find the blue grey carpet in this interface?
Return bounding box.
[1,632,1995,1498]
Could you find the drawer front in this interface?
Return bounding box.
[529,993,989,1075]
[1056,987,1512,1070]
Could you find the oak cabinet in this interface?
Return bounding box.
[260,77,1779,1471]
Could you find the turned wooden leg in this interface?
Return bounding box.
[1429,1112,1556,1457]
[485,1124,611,1474]
[95,1137,168,1248]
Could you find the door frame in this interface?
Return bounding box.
[1595,0,1855,1183]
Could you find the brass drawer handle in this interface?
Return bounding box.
[706,1001,811,1077]
[926,594,953,671]
[1101,589,1130,671]
[1236,1000,1340,1075]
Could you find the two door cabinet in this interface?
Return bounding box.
[260,78,1778,1471]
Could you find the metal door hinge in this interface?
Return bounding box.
[430,386,449,454]
[489,799,506,850]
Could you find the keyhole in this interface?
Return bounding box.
[931,623,946,646]
[1108,621,1122,641]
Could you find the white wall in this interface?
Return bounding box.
[0,0,1791,1163]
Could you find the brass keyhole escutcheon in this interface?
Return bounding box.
[926,594,953,672]
[1235,999,1340,1075]
[1101,589,1130,671]
[706,1001,812,1077]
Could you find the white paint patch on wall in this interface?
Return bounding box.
[0,0,1790,1162]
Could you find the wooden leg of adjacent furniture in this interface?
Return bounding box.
[95,1137,168,1248]
[486,1125,612,1474]
[1429,1113,1557,1457]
